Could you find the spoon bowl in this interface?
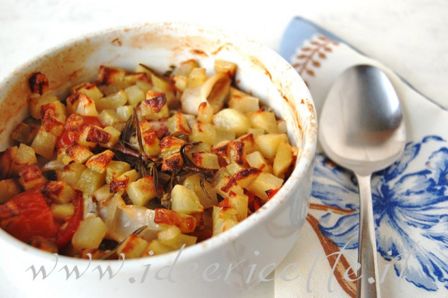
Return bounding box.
[319,64,406,297]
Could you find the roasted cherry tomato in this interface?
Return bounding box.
[56,191,83,248]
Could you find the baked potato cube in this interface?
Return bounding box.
[41,101,67,123]
[51,203,75,220]
[75,93,98,116]
[57,162,86,188]
[174,59,200,76]
[190,122,217,145]
[197,102,214,123]
[212,206,238,236]
[232,168,261,188]
[95,90,128,111]
[147,239,173,256]
[173,75,188,91]
[127,176,157,206]
[125,85,145,106]
[213,108,250,136]
[187,67,207,88]
[72,216,107,250]
[11,122,39,145]
[18,164,46,190]
[103,126,121,148]
[117,235,149,259]
[141,130,161,157]
[246,172,284,201]
[161,152,184,172]
[135,65,176,107]
[237,133,257,154]
[98,65,126,85]
[228,88,259,113]
[29,93,59,119]
[93,185,113,202]
[85,150,114,173]
[246,151,270,172]
[250,111,279,133]
[215,128,236,143]
[0,179,20,203]
[43,181,75,203]
[273,142,293,177]
[255,133,288,160]
[116,105,133,122]
[157,225,181,248]
[225,162,243,175]
[139,91,169,120]
[136,80,152,94]
[106,160,131,184]
[214,60,237,78]
[59,144,93,165]
[15,143,37,166]
[171,184,204,214]
[110,169,139,193]
[124,73,150,86]
[31,129,57,159]
[99,109,120,126]
[248,128,264,137]
[228,192,249,221]
[183,174,218,209]
[78,125,111,148]
[227,140,246,165]
[77,168,106,195]
[214,174,245,198]
[75,82,104,101]
[191,152,220,170]
[167,112,191,135]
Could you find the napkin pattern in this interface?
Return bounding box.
[276,17,448,298]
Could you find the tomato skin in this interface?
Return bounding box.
[0,190,58,243]
[154,208,197,233]
[56,191,83,248]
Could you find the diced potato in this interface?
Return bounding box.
[250,111,279,133]
[116,105,133,122]
[43,181,75,203]
[125,85,145,106]
[167,112,191,135]
[85,150,114,174]
[51,203,75,220]
[75,83,103,101]
[15,143,37,166]
[93,185,113,202]
[76,168,106,195]
[227,140,246,164]
[31,129,57,159]
[255,133,288,160]
[214,60,237,77]
[190,122,216,145]
[136,80,152,94]
[78,125,111,148]
[228,88,259,113]
[197,102,214,123]
[127,176,157,206]
[124,73,150,86]
[246,151,271,172]
[246,172,284,201]
[212,206,238,236]
[136,64,177,106]
[147,239,173,256]
[273,142,293,177]
[99,109,120,126]
[103,126,121,148]
[72,216,107,250]
[117,235,149,259]
[139,91,169,120]
[57,162,86,188]
[215,128,235,143]
[41,101,67,123]
[228,192,249,221]
[110,169,139,192]
[237,133,257,154]
[98,65,126,86]
[171,184,204,214]
[18,165,46,190]
[187,67,207,88]
[29,94,59,119]
[213,108,250,136]
[59,145,93,165]
[226,162,243,175]
[0,179,20,203]
[232,168,261,188]
[174,59,200,76]
[95,90,128,111]
[248,128,264,137]
[11,122,39,145]
[183,174,218,209]
[75,94,98,116]
[191,152,220,170]
[106,161,131,184]
[173,75,188,91]
[141,130,161,157]
[157,225,181,248]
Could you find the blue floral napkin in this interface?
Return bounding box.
[274,17,448,298]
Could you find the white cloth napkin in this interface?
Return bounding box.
[274,17,448,298]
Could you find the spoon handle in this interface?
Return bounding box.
[356,174,380,298]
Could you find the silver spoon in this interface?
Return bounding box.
[319,65,406,298]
